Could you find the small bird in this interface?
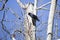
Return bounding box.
[28,13,39,21]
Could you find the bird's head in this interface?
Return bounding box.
[28,13,31,15]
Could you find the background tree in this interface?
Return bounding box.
[0,0,60,40]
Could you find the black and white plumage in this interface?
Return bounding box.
[28,13,39,21]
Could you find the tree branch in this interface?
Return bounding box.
[0,0,8,11]
[1,11,10,34]
[36,1,51,10]
[8,8,21,20]
[16,0,27,9]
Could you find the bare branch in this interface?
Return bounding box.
[1,11,10,34]
[8,8,21,20]
[0,0,8,11]
[13,29,25,37]
[16,0,27,9]
[37,1,51,10]
[39,7,50,11]
[0,4,5,11]
[5,0,8,3]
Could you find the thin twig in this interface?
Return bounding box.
[1,11,10,34]
[0,0,8,11]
